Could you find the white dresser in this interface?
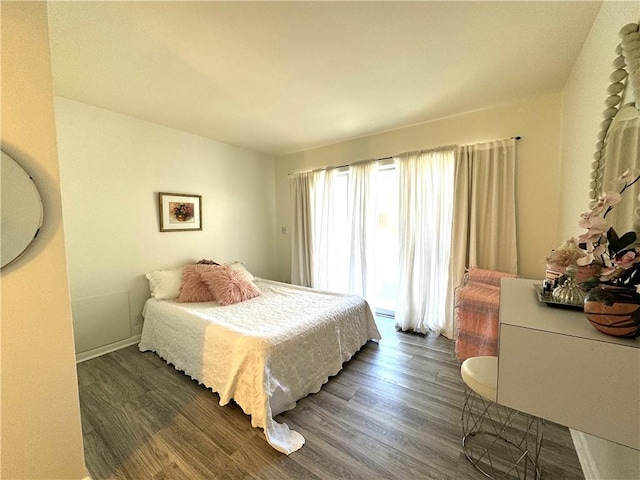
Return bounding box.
[497,277,640,451]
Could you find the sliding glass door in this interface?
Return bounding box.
[324,164,399,316]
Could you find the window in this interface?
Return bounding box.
[316,164,399,315]
[373,164,398,315]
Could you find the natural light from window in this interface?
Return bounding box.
[329,165,399,315]
[373,165,398,315]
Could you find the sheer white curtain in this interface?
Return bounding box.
[446,139,517,338]
[347,161,378,302]
[289,163,378,306]
[311,169,339,290]
[395,148,455,335]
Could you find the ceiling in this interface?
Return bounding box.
[47,1,602,157]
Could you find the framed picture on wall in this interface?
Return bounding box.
[159,192,202,232]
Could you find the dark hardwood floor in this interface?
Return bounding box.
[77,317,585,480]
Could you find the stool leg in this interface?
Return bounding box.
[461,389,544,480]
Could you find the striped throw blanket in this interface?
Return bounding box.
[455,268,517,360]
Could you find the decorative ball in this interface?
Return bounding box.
[584,286,640,338]
[604,94,622,107]
[608,82,625,95]
[619,23,639,38]
[612,55,626,70]
[609,69,627,83]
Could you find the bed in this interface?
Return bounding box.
[138,277,380,454]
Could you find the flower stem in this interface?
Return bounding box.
[603,174,640,218]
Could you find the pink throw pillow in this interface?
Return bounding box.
[178,264,218,303]
[201,266,261,306]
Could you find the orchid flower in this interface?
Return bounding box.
[578,212,608,231]
[612,168,640,185]
[569,169,640,287]
[613,248,640,269]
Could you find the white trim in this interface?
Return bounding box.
[570,429,640,480]
[75,335,141,363]
[570,429,598,480]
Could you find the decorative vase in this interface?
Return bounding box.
[552,265,585,306]
[583,285,640,338]
[176,214,186,221]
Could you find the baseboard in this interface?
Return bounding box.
[75,335,141,363]
[570,429,640,480]
[570,429,598,479]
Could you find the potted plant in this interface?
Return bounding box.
[574,169,640,337]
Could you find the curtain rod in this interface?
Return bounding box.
[288,136,521,176]
[287,154,395,177]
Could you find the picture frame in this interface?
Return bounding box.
[159,192,202,232]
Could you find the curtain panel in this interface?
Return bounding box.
[310,169,336,290]
[290,138,517,341]
[289,164,379,306]
[395,148,455,336]
[347,161,378,303]
[446,138,518,338]
[289,172,314,287]
[289,168,341,289]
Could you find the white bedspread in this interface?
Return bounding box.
[138,279,380,454]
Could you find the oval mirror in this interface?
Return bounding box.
[1,150,44,268]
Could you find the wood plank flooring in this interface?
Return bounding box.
[77,317,585,479]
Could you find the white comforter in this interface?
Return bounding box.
[138,279,380,454]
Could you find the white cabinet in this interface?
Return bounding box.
[497,278,640,450]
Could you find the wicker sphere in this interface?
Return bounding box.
[584,286,640,338]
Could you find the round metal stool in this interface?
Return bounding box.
[461,356,544,480]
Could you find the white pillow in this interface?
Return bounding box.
[146,267,184,299]
[225,261,256,282]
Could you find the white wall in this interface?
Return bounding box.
[559,2,640,478]
[54,97,276,358]
[274,94,562,283]
[0,2,86,478]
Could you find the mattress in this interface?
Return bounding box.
[138,278,381,454]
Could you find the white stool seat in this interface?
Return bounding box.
[461,356,497,402]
